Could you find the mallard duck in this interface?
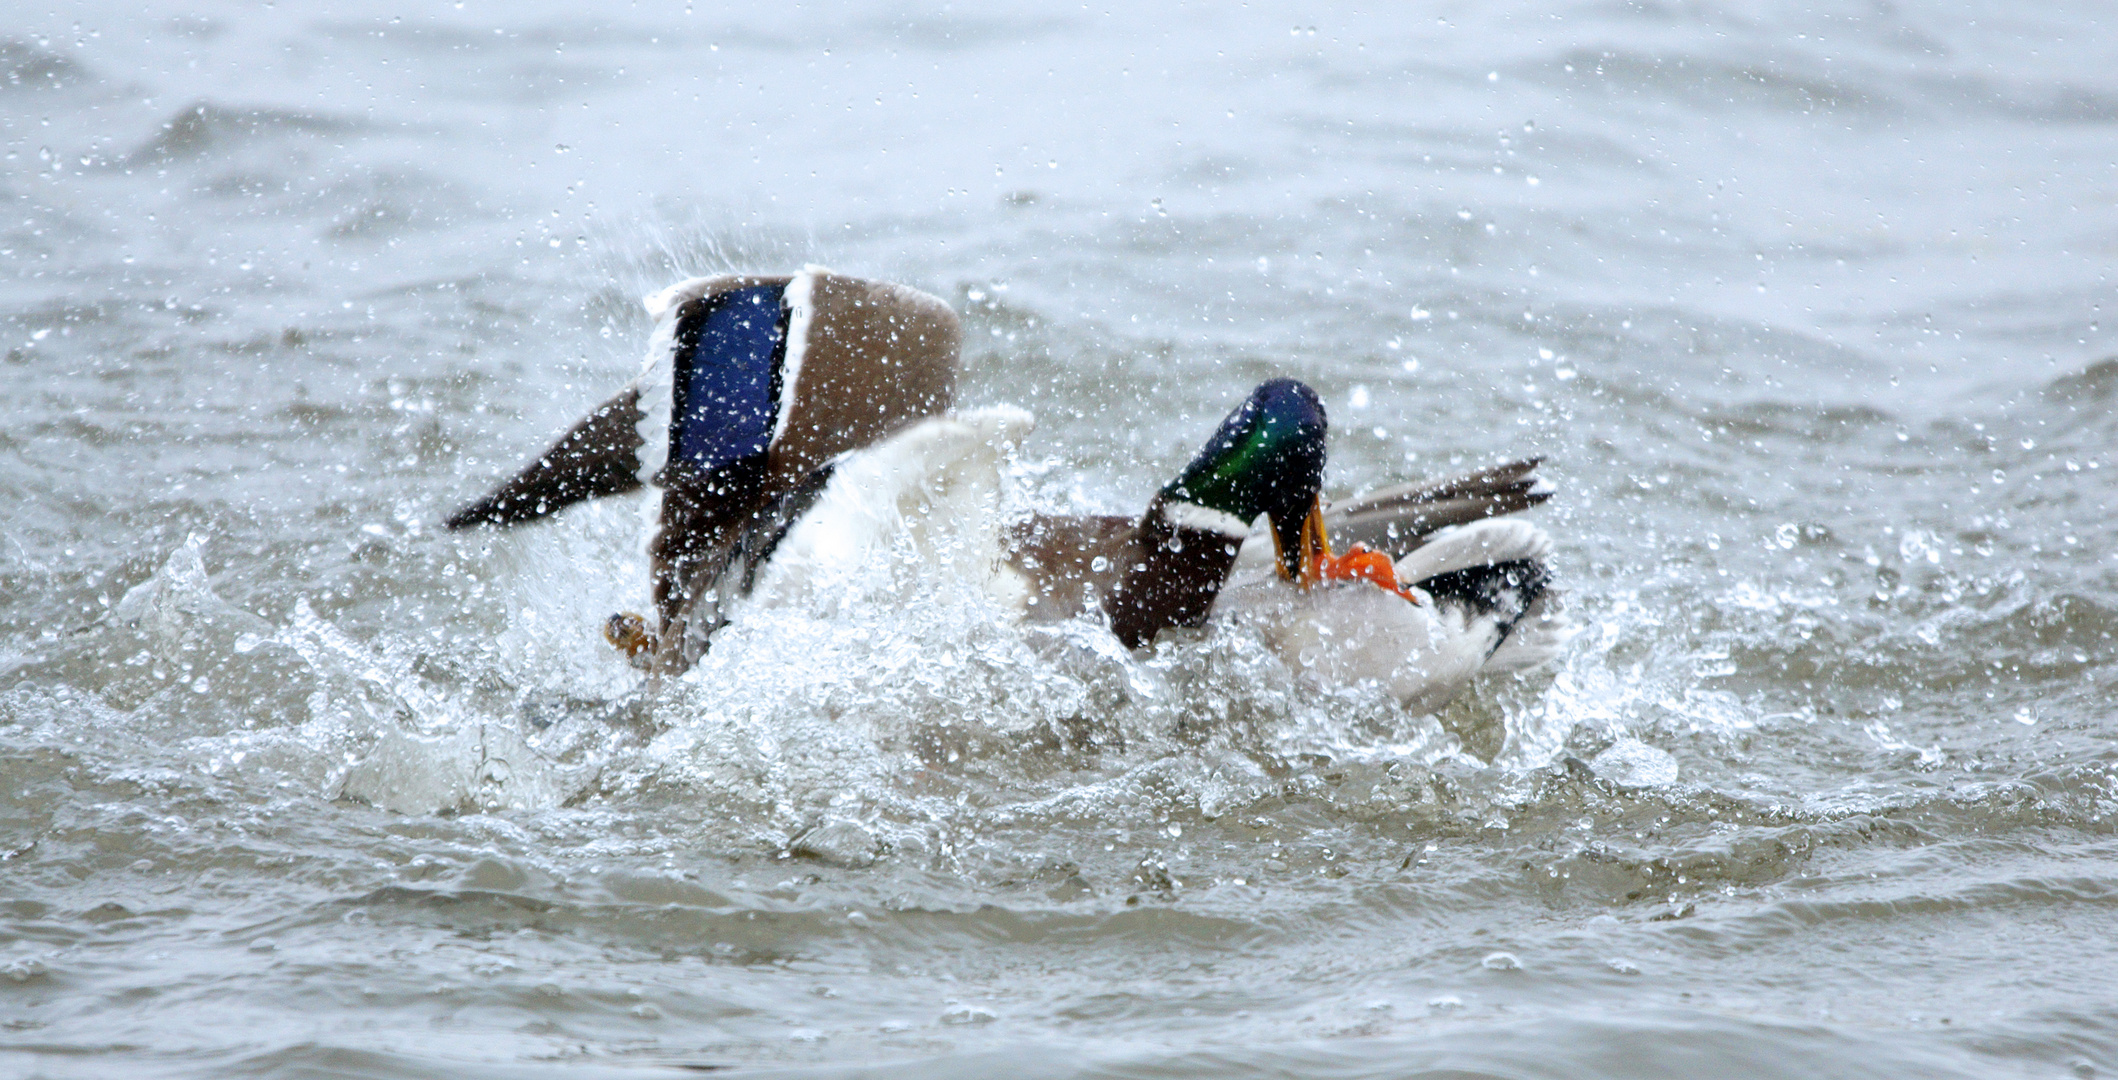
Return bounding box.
[692,378,1569,710]
[444,267,961,673]
[994,384,1567,708]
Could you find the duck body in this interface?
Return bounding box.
[445,267,961,673]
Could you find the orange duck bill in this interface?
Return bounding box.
[1275,497,1422,604]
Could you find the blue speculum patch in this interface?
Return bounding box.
[671,284,787,474]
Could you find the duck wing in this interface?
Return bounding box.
[442,387,645,529]
[1394,516,1565,669]
[444,269,960,536]
[1325,457,1552,558]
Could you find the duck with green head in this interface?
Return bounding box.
[589,371,1566,713]
[1097,377,1329,647]
[1004,377,1568,709]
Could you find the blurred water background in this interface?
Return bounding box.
[4,1,2117,1076]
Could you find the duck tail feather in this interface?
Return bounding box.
[1330,490,1553,556]
[443,386,645,529]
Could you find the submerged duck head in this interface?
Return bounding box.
[1158,377,1328,581]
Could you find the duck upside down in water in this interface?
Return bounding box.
[447,273,1568,711]
[995,381,1570,711]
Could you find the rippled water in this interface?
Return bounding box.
[5,1,2117,1077]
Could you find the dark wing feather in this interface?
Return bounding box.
[444,387,644,529]
[1326,458,1552,558]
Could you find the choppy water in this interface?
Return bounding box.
[5,1,2117,1077]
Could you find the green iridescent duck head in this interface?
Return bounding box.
[1158,378,1328,579]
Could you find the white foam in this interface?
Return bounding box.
[741,406,1034,619]
[1216,569,1502,716]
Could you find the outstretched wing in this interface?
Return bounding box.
[443,387,645,529]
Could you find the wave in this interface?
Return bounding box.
[123,101,358,168]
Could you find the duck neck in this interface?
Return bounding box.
[1102,499,1248,649]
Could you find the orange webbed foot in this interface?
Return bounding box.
[604,612,656,669]
[1316,544,1421,604]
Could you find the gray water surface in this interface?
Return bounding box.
[5,1,2117,1077]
